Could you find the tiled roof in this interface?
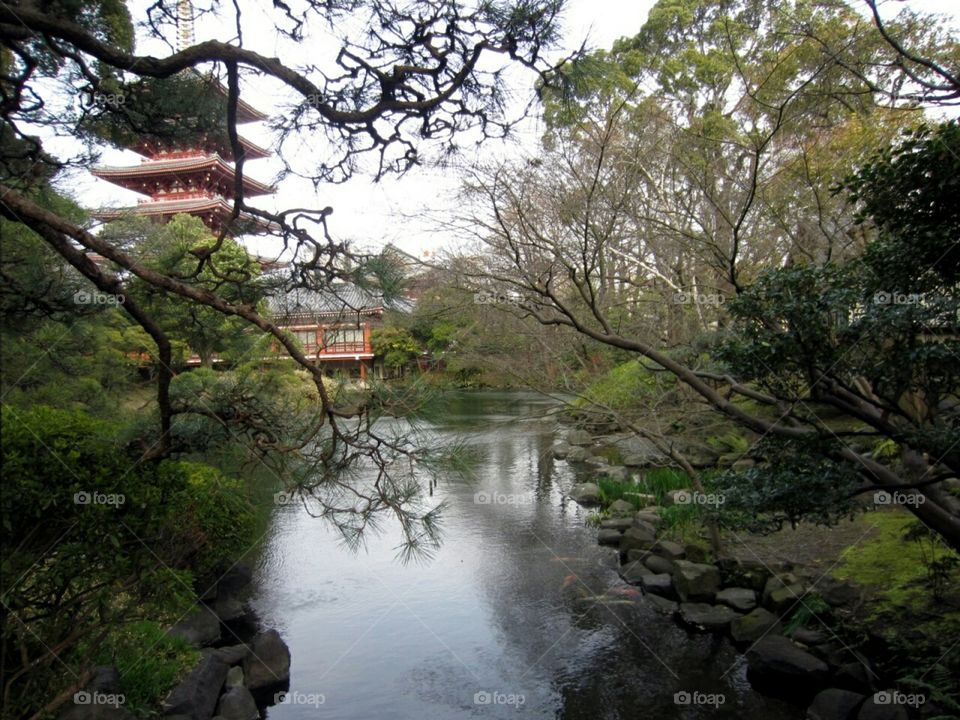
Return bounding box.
[267,283,413,320]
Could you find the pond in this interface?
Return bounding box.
[249,391,802,719]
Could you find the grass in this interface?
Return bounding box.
[94,620,200,714]
[832,511,960,611]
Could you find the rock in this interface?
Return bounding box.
[679,603,740,632]
[216,562,253,598]
[602,466,630,482]
[552,442,571,459]
[166,606,221,647]
[585,455,609,467]
[644,555,674,575]
[600,517,633,531]
[651,540,685,561]
[210,597,246,623]
[856,694,910,720]
[672,560,721,602]
[806,688,866,720]
[817,578,862,608]
[645,594,679,615]
[59,703,132,720]
[211,644,250,666]
[565,446,592,463]
[746,636,829,701]
[163,652,230,720]
[640,573,676,599]
[664,489,693,506]
[570,483,602,505]
[621,454,649,467]
[716,587,757,612]
[567,429,593,446]
[717,558,771,593]
[731,608,783,644]
[619,525,656,557]
[216,687,259,720]
[225,666,244,689]
[620,560,654,584]
[597,529,622,546]
[792,627,829,646]
[763,574,804,613]
[89,666,121,693]
[834,661,874,694]
[242,629,291,690]
[626,549,650,563]
[634,510,662,527]
[732,458,756,471]
[606,499,635,517]
[631,519,658,537]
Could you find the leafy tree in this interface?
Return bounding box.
[371,326,420,368]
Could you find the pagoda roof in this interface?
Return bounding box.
[134,134,270,161]
[93,196,276,235]
[266,283,414,323]
[91,153,273,197]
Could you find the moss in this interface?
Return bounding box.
[574,360,673,412]
[832,511,959,612]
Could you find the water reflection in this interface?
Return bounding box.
[250,391,802,719]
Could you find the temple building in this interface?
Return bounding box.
[89,0,408,379]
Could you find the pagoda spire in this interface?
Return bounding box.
[177,0,195,51]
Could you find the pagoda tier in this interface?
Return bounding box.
[133,134,270,162]
[93,195,275,235]
[91,152,273,198]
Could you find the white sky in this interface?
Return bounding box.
[64,0,960,259]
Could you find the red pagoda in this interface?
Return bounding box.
[91,2,272,234]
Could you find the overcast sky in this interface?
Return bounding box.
[68,0,960,260]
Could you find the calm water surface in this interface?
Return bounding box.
[250,391,802,720]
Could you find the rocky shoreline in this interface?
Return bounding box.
[62,561,292,720]
[559,428,934,720]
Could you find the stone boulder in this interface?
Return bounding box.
[597,529,622,546]
[717,557,771,593]
[552,442,571,459]
[166,606,221,647]
[746,636,829,701]
[225,666,244,689]
[763,574,805,613]
[606,499,635,517]
[618,525,656,558]
[216,687,259,720]
[856,694,909,720]
[806,688,866,720]
[567,429,593,446]
[163,652,230,720]
[570,483,601,505]
[600,517,633,531]
[243,629,291,690]
[620,561,653,585]
[651,540,685,561]
[716,587,757,613]
[210,597,246,623]
[640,573,676,599]
[634,510,662,528]
[565,447,592,463]
[645,594,679,615]
[602,466,631,482]
[643,555,674,575]
[730,608,783,644]
[671,560,721,602]
[678,603,740,633]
